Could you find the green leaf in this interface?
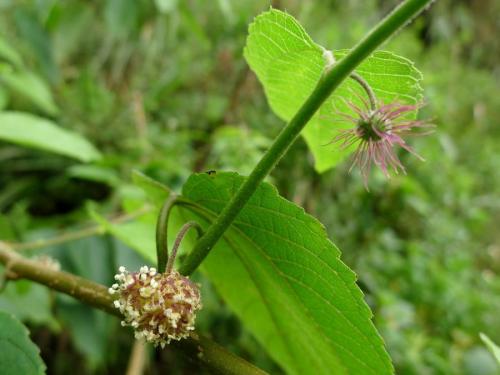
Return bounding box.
[124,172,393,374]
[94,213,157,262]
[244,9,423,172]
[66,165,120,186]
[0,112,101,162]
[58,303,113,370]
[0,279,59,331]
[0,36,23,68]
[480,333,500,365]
[0,85,8,110]
[104,0,140,38]
[0,310,46,375]
[155,0,178,13]
[0,69,59,116]
[132,170,172,205]
[56,236,117,369]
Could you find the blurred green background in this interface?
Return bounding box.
[0,0,499,374]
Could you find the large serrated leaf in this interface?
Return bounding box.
[111,172,393,374]
[181,172,393,374]
[0,310,46,375]
[0,112,101,162]
[244,9,423,172]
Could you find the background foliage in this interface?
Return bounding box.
[0,0,499,374]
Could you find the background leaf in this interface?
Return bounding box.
[244,9,423,172]
[0,310,46,375]
[66,165,121,187]
[480,333,500,365]
[0,69,59,116]
[0,36,23,68]
[0,112,101,162]
[55,236,118,369]
[0,279,59,330]
[0,85,8,110]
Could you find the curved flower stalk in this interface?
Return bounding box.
[110,221,204,347]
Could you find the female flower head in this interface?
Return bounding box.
[333,98,432,188]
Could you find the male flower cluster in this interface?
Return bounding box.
[109,265,201,347]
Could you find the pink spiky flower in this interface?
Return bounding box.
[333,99,432,187]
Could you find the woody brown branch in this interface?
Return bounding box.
[0,242,266,375]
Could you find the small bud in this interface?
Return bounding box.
[32,255,61,272]
[110,266,202,347]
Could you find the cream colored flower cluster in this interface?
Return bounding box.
[109,265,201,348]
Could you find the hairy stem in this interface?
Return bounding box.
[0,242,117,314]
[0,242,267,375]
[179,0,434,275]
[350,72,377,110]
[166,221,203,274]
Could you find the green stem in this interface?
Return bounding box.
[350,72,377,110]
[0,242,267,375]
[179,0,433,275]
[166,221,203,274]
[155,196,178,273]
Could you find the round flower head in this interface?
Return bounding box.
[333,98,432,187]
[110,266,202,348]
